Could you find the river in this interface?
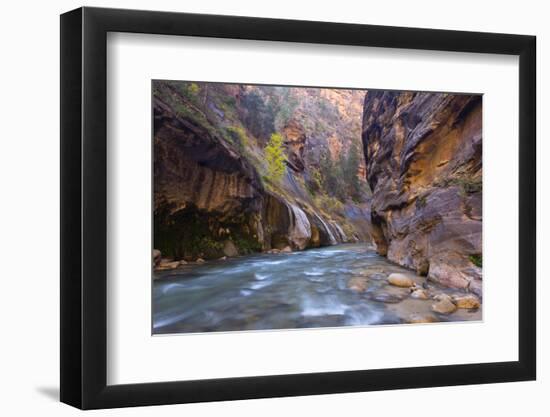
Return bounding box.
[153,243,481,334]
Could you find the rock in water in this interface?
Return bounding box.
[222,240,239,257]
[156,260,179,271]
[370,292,404,303]
[281,246,292,253]
[410,289,429,300]
[387,273,415,288]
[153,249,161,266]
[452,294,481,309]
[406,314,438,324]
[362,91,482,296]
[431,298,457,314]
[347,277,369,293]
[433,293,453,303]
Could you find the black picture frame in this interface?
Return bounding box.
[60,6,536,410]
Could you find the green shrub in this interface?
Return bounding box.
[469,254,482,268]
[233,236,262,254]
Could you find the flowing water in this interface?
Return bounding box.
[153,244,481,334]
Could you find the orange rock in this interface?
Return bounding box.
[431,298,457,314]
[453,294,481,309]
[387,273,415,288]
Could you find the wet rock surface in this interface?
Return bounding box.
[156,260,180,271]
[432,298,458,314]
[387,273,415,288]
[410,289,430,300]
[347,276,369,293]
[453,294,481,309]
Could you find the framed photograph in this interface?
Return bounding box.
[60,6,536,409]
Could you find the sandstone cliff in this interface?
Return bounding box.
[153,81,370,261]
[362,91,482,296]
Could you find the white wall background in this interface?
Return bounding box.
[0,0,545,415]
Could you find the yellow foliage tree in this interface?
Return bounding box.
[264,133,287,183]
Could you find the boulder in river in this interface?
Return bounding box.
[431,298,457,314]
[387,273,415,288]
[452,294,481,309]
[433,293,453,303]
[156,260,180,271]
[406,314,438,324]
[370,292,405,304]
[281,246,292,253]
[410,289,429,300]
[347,277,369,293]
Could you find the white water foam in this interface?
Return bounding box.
[254,273,270,280]
[304,270,324,276]
[160,283,186,295]
[301,295,347,317]
[249,280,273,290]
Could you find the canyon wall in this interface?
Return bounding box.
[153,81,368,261]
[362,91,482,296]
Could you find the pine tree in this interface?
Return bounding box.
[264,133,287,183]
[344,144,362,201]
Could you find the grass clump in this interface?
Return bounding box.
[226,125,249,152]
[437,176,482,195]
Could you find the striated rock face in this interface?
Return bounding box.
[362,91,482,296]
[288,203,312,250]
[153,82,354,260]
[154,97,264,217]
[154,96,266,259]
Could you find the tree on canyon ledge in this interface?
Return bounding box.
[341,144,363,202]
[264,132,287,183]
